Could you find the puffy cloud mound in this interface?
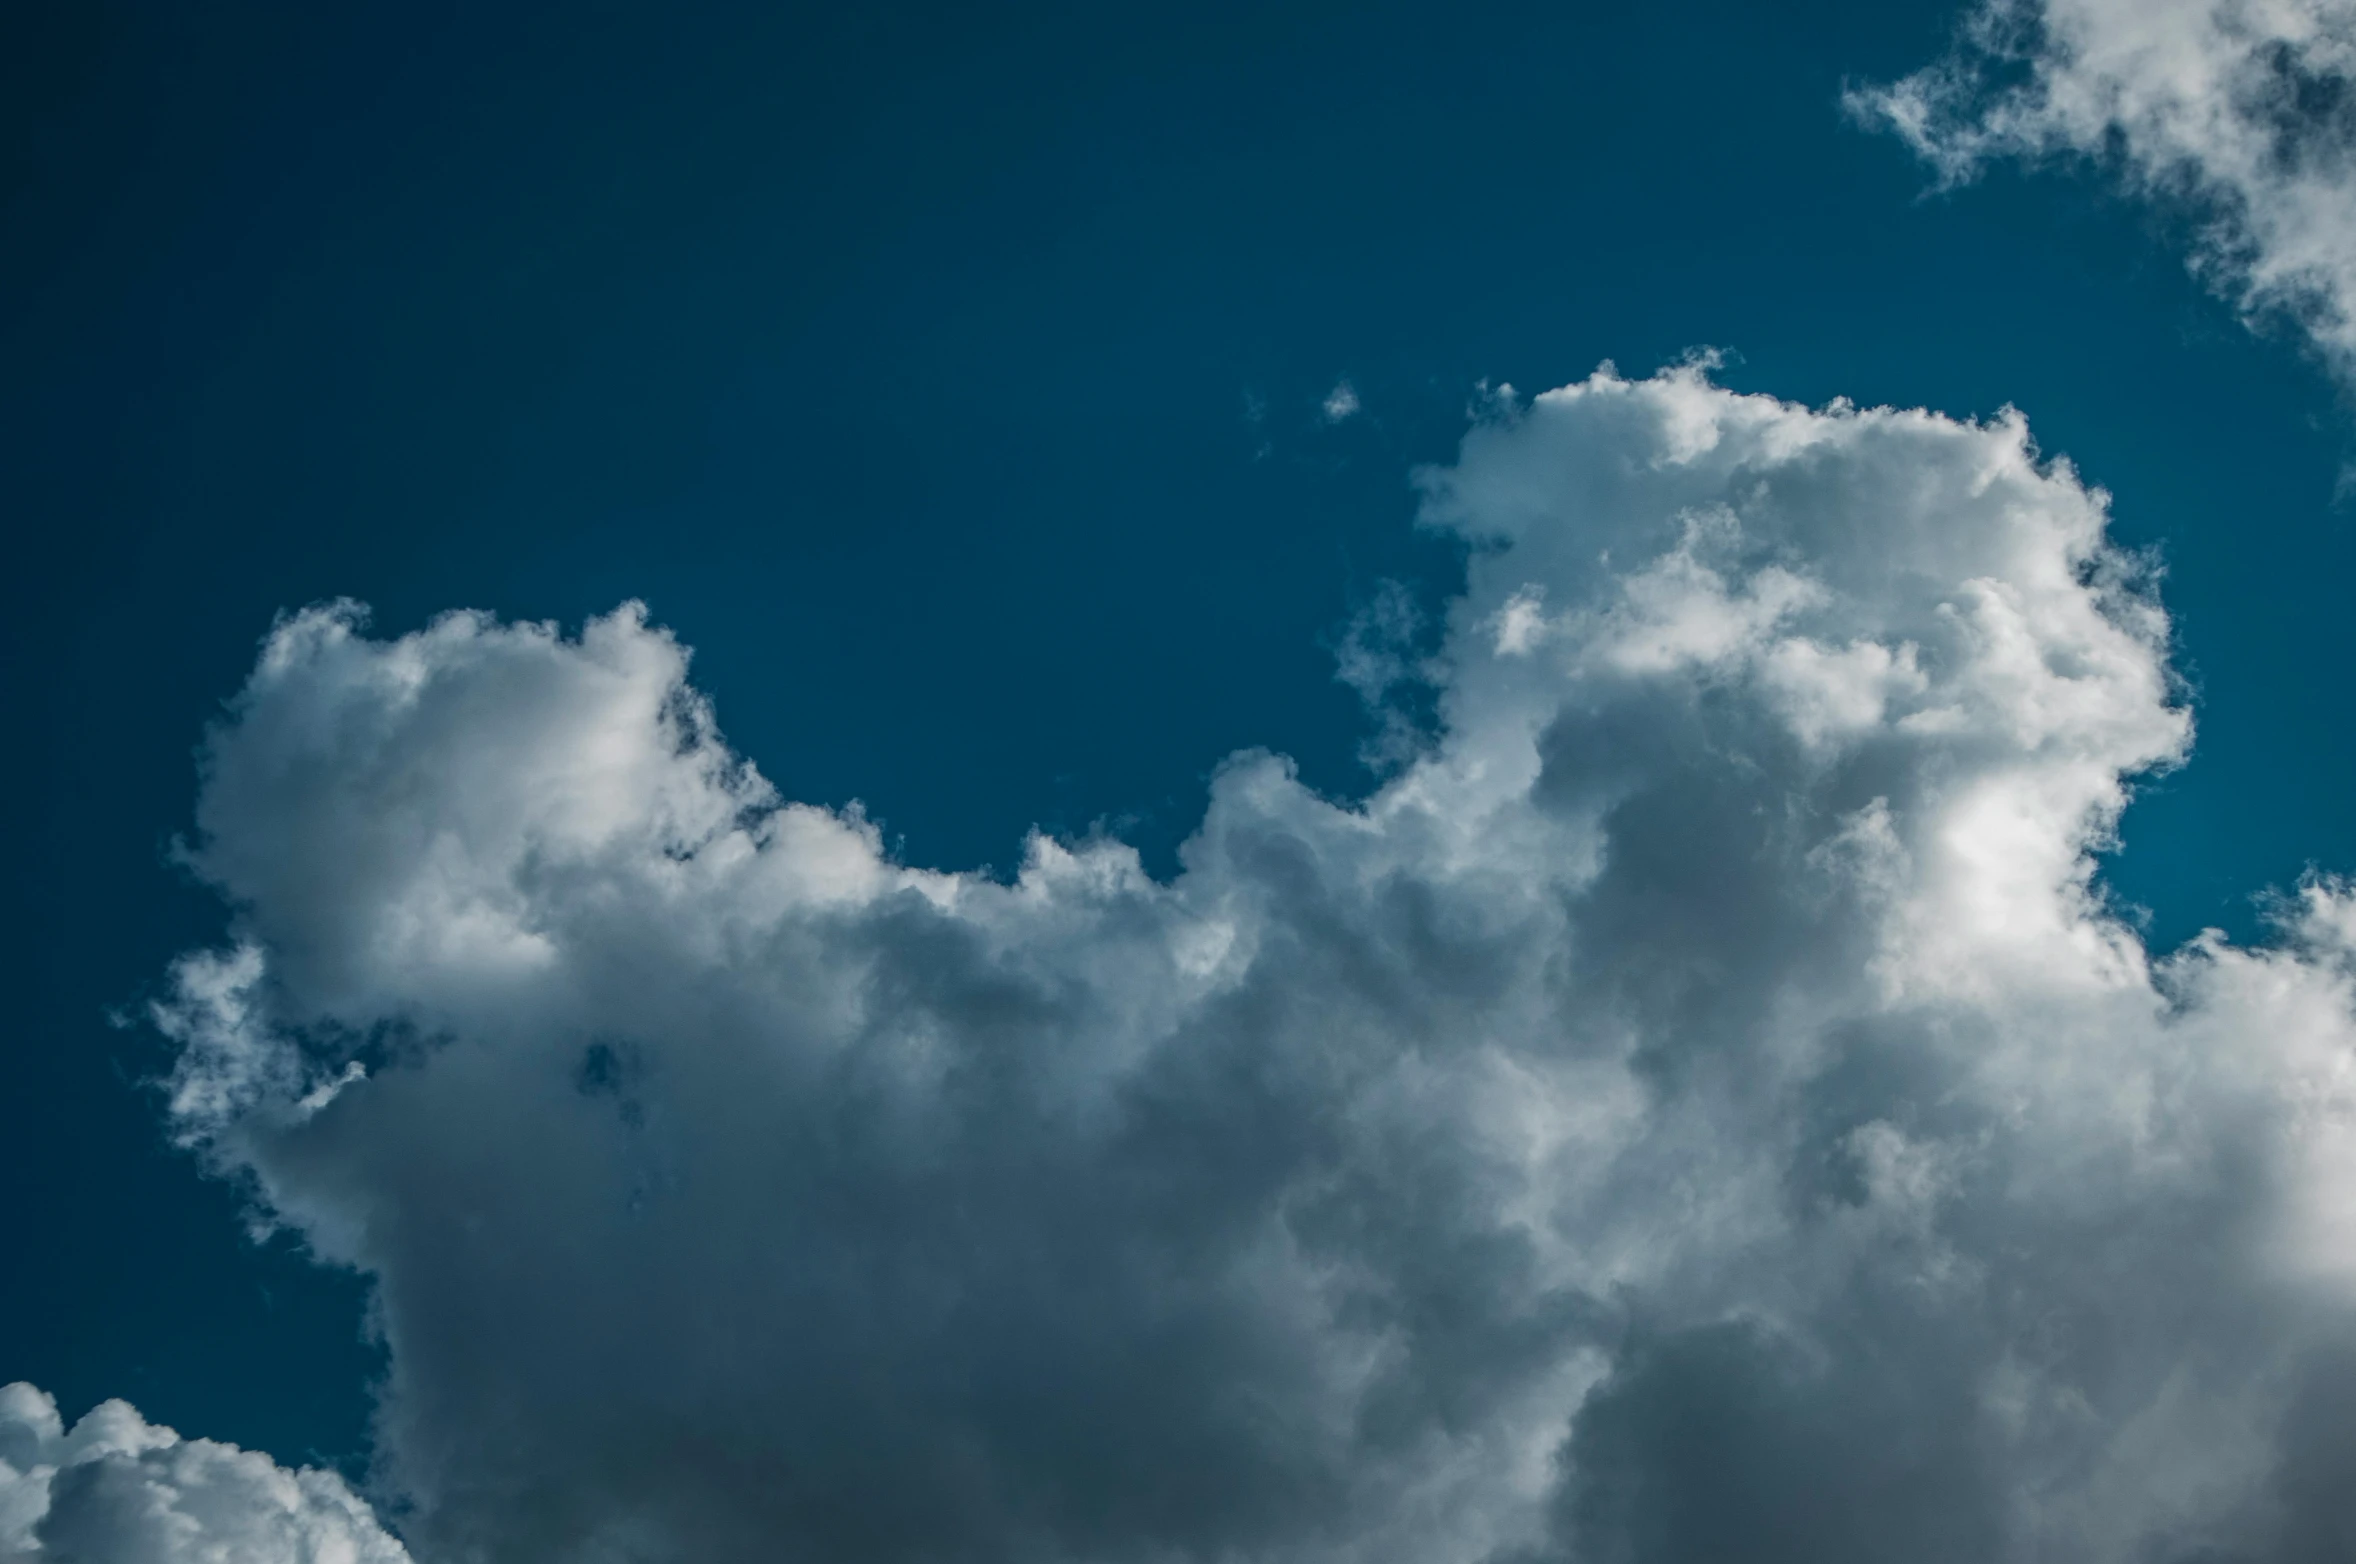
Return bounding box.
[0,1382,409,1563]
[1854,0,2356,381]
[158,367,2356,1563]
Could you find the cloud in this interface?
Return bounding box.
[151,365,2356,1562]
[1323,378,1362,422]
[1852,0,2356,383]
[0,1383,410,1563]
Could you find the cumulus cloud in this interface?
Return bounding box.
[1853,0,2356,382]
[0,1382,409,1563]
[153,365,2356,1563]
[1322,378,1362,422]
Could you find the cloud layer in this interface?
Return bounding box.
[0,1382,410,1564]
[153,367,2356,1562]
[1855,0,2356,384]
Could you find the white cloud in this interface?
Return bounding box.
[151,365,2356,1562]
[0,1383,409,1564]
[1853,0,2356,381]
[1323,378,1362,422]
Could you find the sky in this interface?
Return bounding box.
[10,1,2356,1560]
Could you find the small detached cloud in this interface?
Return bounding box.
[1854,0,2356,384]
[0,1383,409,1563]
[1321,377,1362,422]
[146,365,2356,1563]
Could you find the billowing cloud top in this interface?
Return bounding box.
[0,1382,410,1564]
[1855,0,2356,383]
[153,368,2356,1562]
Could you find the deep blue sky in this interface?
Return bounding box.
[3,0,2348,1476]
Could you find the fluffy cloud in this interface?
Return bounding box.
[0,1382,409,1564]
[1854,0,2356,381]
[155,366,2356,1562]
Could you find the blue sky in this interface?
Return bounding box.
[9,2,2356,1559]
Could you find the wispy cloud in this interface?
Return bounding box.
[1853,0,2356,385]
